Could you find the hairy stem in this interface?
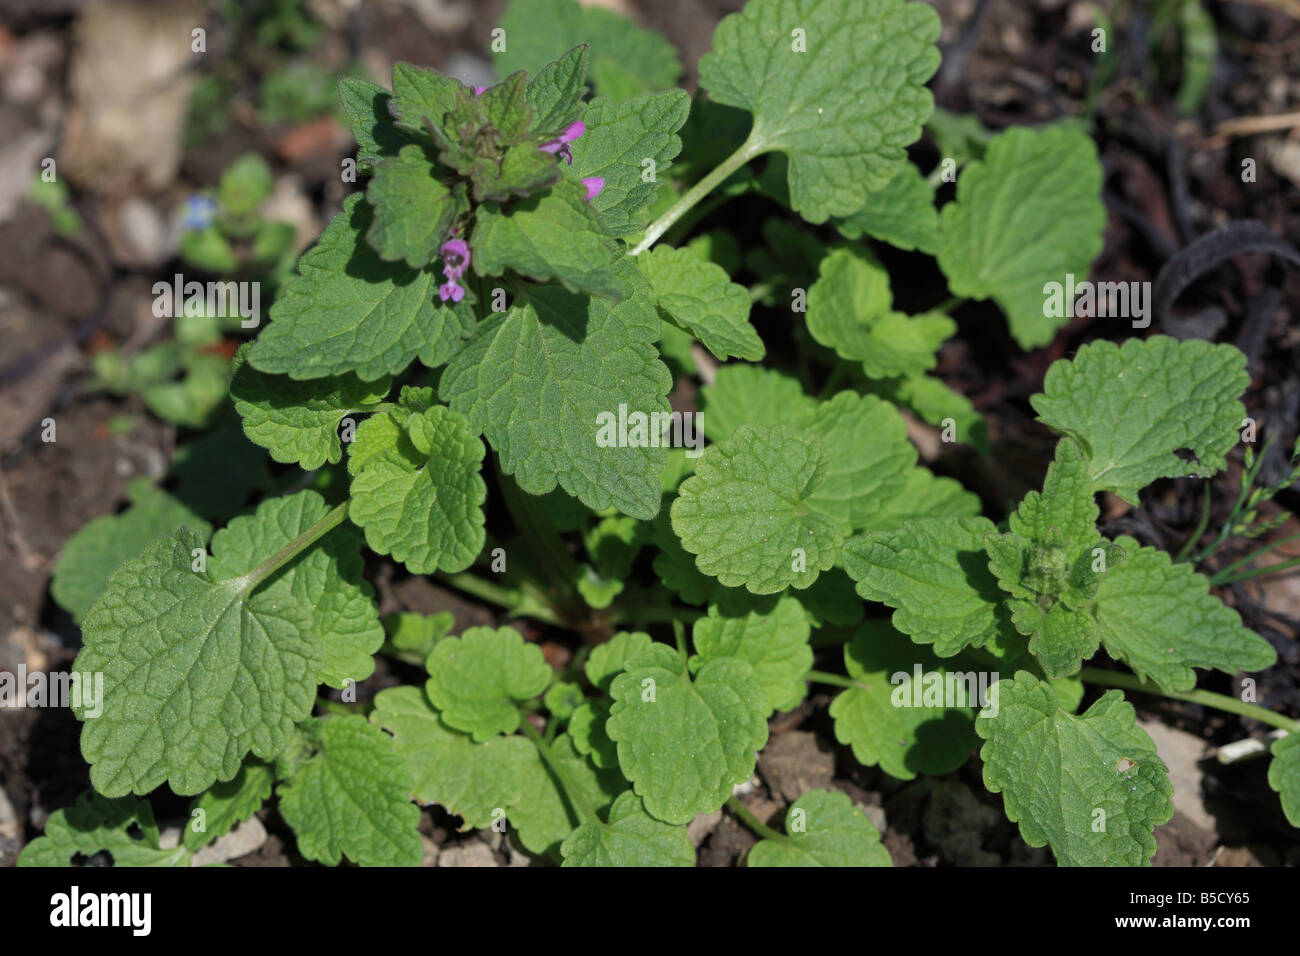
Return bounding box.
[1078,667,1299,733]
[630,135,767,256]
[518,718,597,826]
[726,796,785,842]
[241,500,350,593]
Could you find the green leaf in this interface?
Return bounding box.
[791,568,866,628]
[697,363,815,443]
[829,621,980,780]
[527,45,590,136]
[747,789,891,867]
[183,759,275,851]
[545,681,585,721]
[561,791,694,866]
[854,465,982,533]
[230,344,391,470]
[834,162,941,254]
[569,701,619,769]
[691,596,812,713]
[671,423,844,594]
[1030,336,1250,504]
[842,516,1017,657]
[863,372,989,454]
[348,403,487,574]
[219,153,273,218]
[440,276,671,520]
[937,124,1105,349]
[337,76,409,170]
[982,439,1120,678]
[366,144,467,268]
[247,194,470,382]
[213,492,383,692]
[698,0,940,223]
[578,513,649,609]
[172,421,273,521]
[572,90,689,236]
[495,0,681,98]
[51,478,212,624]
[389,61,462,136]
[425,626,552,741]
[433,74,562,202]
[18,793,189,867]
[75,490,380,796]
[807,248,954,378]
[586,630,655,692]
[977,672,1173,866]
[639,244,761,361]
[509,734,626,858]
[798,392,916,533]
[370,685,534,829]
[278,716,423,867]
[181,225,238,273]
[1268,734,1300,828]
[606,643,769,824]
[472,179,624,299]
[382,610,454,662]
[1091,537,1276,692]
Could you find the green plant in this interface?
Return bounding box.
[24,0,1297,868]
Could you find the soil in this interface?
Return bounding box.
[2,0,1298,867]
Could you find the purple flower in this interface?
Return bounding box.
[438,237,472,303]
[473,85,488,95]
[540,120,586,165]
[581,177,605,201]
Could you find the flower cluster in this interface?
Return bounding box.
[438,237,471,303]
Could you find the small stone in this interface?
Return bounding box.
[437,840,498,867]
[192,816,268,866]
[687,810,722,848]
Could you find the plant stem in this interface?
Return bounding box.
[630,135,767,256]
[660,181,751,248]
[436,570,519,609]
[1174,483,1213,563]
[1213,553,1300,586]
[805,669,858,690]
[241,500,350,593]
[726,796,785,842]
[1209,530,1300,586]
[673,619,688,661]
[518,718,598,825]
[494,463,583,621]
[1078,667,1300,733]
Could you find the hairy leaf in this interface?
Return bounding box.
[937,124,1105,349]
[1030,336,1249,504]
[671,423,843,593]
[747,789,891,867]
[977,672,1173,866]
[425,626,552,741]
[278,716,422,867]
[606,643,769,824]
